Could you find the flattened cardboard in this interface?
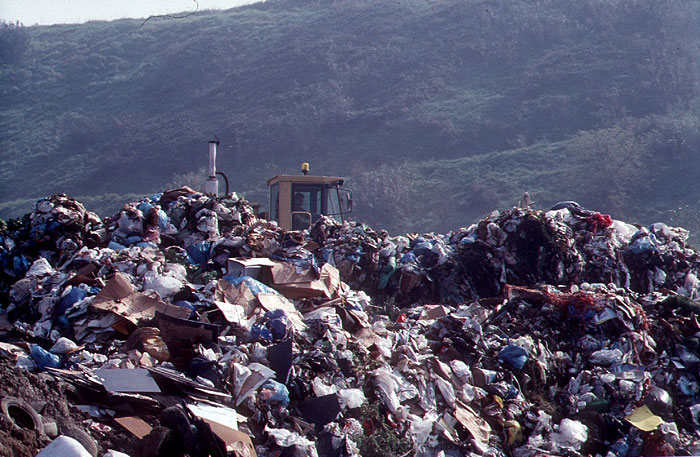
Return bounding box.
[421,305,450,320]
[268,261,326,299]
[156,312,219,342]
[64,274,99,286]
[257,293,307,331]
[96,368,161,393]
[186,401,256,455]
[270,261,318,285]
[90,273,190,328]
[213,301,246,325]
[354,328,381,348]
[64,263,100,287]
[237,283,263,316]
[271,283,326,299]
[222,259,342,300]
[93,272,134,302]
[146,366,230,398]
[214,279,237,303]
[320,263,341,297]
[156,312,219,371]
[188,402,238,430]
[626,405,663,431]
[454,401,491,445]
[114,416,152,439]
[233,363,275,406]
[268,263,341,300]
[208,423,257,457]
[215,280,259,316]
[101,293,189,326]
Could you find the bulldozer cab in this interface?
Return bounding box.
[267,172,352,231]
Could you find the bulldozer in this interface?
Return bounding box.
[204,139,352,231]
[267,162,353,230]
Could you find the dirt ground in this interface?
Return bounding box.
[0,355,136,456]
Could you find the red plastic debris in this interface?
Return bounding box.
[587,212,613,232]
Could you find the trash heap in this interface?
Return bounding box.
[1,191,700,457]
[311,202,700,306]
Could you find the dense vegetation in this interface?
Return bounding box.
[1,0,699,240]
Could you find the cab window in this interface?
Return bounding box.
[291,184,322,214]
[270,183,279,221]
[291,184,322,230]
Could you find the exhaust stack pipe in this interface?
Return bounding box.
[205,139,219,196]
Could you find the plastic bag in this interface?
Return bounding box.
[260,380,290,407]
[553,419,587,450]
[499,344,528,370]
[30,344,61,370]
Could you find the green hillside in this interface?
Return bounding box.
[1,0,699,238]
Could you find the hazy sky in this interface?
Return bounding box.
[0,0,259,26]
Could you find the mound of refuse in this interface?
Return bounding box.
[1,190,700,457]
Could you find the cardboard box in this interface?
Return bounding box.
[226,257,276,281]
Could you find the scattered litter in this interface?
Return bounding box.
[1,193,700,456]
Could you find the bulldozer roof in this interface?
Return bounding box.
[267,174,345,186]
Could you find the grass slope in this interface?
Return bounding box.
[0,0,699,239]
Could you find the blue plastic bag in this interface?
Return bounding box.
[156,209,169,230]
[250,309,289,342]
[400,252,416,264]
[499,344,528,370]
[222,275,277,296]
[173,300,196,319]
[30,344,62,370]
[260,379,290,406]
[346,246,363,264]
[12,254,30,277]
[266,309,289,340]
[107,241,127,251]
[123,235,143,246]
[250,325,273,342]
[54,285,88,317]
[137,201,154,216]
[186,241,212,266]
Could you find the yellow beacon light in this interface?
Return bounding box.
[301,162,310,175]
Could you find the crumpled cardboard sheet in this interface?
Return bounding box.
[90,273,190,329]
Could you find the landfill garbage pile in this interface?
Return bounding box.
[1,190,700,456]
[311,203,700,307]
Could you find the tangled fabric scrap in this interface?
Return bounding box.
[1,190,700,457]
